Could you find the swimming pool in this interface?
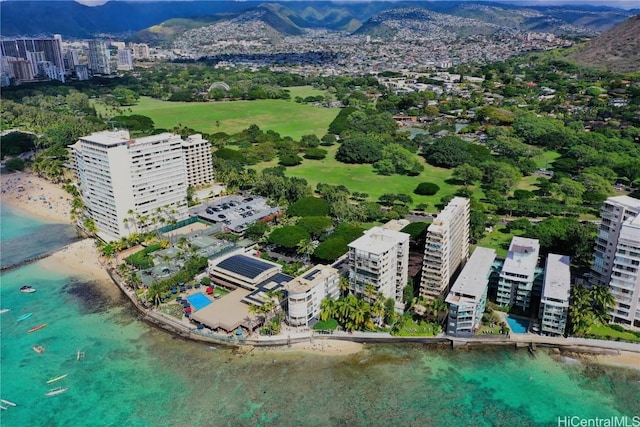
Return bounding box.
[506,316,530,334]
[187,293,213,311]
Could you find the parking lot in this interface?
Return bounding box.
[191,195,281,233]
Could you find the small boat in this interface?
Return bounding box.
[46,374,68,384]
[32,345,45,354]
[20,286,36,293]
[28,323,47,333]
[0,399,16,407]
[0,308,10,314]
[16,313,33,322]
[0,405,6,410]
[45,387,68,397]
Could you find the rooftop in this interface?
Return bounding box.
[606,195,640,211]
[285,265,339,295]
[446,247,496,305]
[79,129,130,146]
[348,226,409,254]
[542,253,571,304]
[214,254,280,280]
[502,236,540,277]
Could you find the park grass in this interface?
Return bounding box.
[474,225,525,258]
[97,88,338,140]
[252,145,467,208]
[534,149,561,169]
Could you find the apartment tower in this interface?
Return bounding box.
[496,236,541,312]
[538,254,571,336]
[420,197,470,299]
[445,247,497,337]
[71,130,189,241]
[348,222,410,304]
[181,134,214,187]
[87,40,111,75]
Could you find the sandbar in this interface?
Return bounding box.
[591,351,640,371]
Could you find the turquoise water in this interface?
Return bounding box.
[506,315,531,334]
[1,203,639,426]
[187,292,212,311]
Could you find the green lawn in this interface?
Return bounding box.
[252,145,467,208]
[534,149,561,169]
[97,88,338,140]
[475,225,525,258]
[587,324,640,343]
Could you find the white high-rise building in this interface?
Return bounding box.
[591,196,640,288]
[181,134,213,186]
[286,265,340,327]
[420,197,470,299]
[71,130,189,241]
[348,222,410,304]
[445,247,496,337]
[87,40,111,75]
[607,215,640,327]
[539,254,571,336]
[496,237,541,311]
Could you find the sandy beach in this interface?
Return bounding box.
[592,351,640,370]
[1,170,73,223]
[262,339,365,356]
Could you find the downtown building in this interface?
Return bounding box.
[348,221,410,305]
[538,254,571,336]
[0,36,65,82]
[445,247,497,337]
[87,40,111,75]
[71,130,189,241]
[420,197,470,300]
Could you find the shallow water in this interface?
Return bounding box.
[1,207,639,426]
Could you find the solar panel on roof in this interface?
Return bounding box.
[216,255,275,279]
[303,269,320,281]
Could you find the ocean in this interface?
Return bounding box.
[1,203,639,426]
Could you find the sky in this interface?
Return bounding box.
[72,0,639,8]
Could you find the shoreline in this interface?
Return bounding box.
[3,172,640,364]
[0,170,73,224]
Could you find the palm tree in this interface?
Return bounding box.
[592,285,615,324]
[339,276,350,297]
[371,298,386,327]
[364,283,377,303]
[569,284,594,336]
[296,239,315,264]
[319,298,336,322]
[430,298,448,325]
[127,209,138,233]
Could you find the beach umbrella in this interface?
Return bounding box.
[206,287,214,295]
[185,307,192,313]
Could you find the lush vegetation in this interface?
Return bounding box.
[125,244,162,269]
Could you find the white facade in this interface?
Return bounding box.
[497,236,540,311]
[181,134,213,186]
[71,130,188,241]
[591,196,640,288]
[445,247,496,337]
[348,223,410,303]
[608,215,640,327]
[420,197,470,299]
[286,265,340,326]
[87,40,111,75]
[539,254,571,336]
[130,43,150,60]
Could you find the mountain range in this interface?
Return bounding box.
[1,1,638,40]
